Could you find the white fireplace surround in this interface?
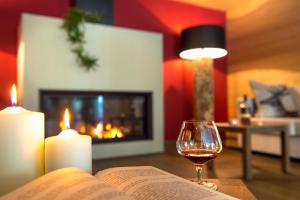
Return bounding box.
[18,13,164,159]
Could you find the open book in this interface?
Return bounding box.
[1,166,238,200]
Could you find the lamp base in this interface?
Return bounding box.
[194,58,214,121]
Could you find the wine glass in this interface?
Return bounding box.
[176,120,222,190]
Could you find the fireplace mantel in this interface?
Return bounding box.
[18,13,164,159]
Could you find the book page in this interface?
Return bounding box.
[1,168,133,200]
[96,166,238,200]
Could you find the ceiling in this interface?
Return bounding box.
[174,0,269,19]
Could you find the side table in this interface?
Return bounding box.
[216,122,290,181]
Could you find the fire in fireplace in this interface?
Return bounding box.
[40,90,152,143]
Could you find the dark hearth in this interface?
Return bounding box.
[40,90,152,143]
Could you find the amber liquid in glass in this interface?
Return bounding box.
[181,149,217,165]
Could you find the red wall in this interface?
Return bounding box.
[0,0,227,140]
[0,0,69,108]
[114,0,228,140]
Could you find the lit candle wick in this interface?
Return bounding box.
[11,84,17,107]
[64,108,70,129]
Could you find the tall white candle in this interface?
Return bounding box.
[45,109,92,173]
[0,84,44,196]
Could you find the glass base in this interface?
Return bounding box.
[199,181,218,190]
[191,179,218,190]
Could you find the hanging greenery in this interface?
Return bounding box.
[61,8,102,71]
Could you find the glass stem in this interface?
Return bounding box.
[195,164,204,184]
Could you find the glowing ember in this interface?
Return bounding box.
[105,123,112,131]
[77,122,125,139]
[92,122,104,138]
[117,131,123,138]
[79,126,86,134]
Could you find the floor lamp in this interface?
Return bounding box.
[179,25,227,121]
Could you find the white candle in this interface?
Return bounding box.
[0,84,44,195]
[45,109,92,173]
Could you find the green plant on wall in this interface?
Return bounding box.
[61,8,102,71]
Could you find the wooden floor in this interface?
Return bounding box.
[93,141,300,200]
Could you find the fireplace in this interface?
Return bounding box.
[19,14,163,158]
[40,90,153,143]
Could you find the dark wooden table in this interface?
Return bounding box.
[188,178,256,199]
[216,122,290,181]
[210,179,256,200]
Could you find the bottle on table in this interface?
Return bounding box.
[239,95,251,125]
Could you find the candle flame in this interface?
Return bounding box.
[11,84,17,106]
[64,109,70,129]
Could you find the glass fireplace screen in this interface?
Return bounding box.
[40,90,152,143]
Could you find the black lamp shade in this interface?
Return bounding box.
[179,25,227,60]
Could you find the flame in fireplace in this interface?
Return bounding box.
[93,122,104,139]
[105,123,112,131]
[59,118,125,139]
[117,132,124,138]
[79,125,87,134]
[90,122,124,139]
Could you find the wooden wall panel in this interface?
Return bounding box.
[227,0,300,118]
